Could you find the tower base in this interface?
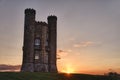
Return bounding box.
[21,63,34,72]
[49,64,58,72]
[34,64,48,72]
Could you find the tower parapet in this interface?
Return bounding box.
[47,15,57,23]
[25,8,36,15]
[36,21,48,26]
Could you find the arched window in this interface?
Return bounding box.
[35,39,40,46]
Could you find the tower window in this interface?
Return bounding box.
[35,38,40,45]
[35,54,39,59]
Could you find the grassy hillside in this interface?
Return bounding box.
[0,72,118,80]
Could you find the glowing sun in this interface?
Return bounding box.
[61,64,75,74]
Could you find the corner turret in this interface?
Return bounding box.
[47,15,57,72]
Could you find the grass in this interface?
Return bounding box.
[0,72,118,80]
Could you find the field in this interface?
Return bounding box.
[0,72,118,80]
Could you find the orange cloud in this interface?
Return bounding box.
[57,50,69,57]
[57,49,73,57]
[73,41,96,48]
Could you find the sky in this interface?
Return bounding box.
[0,0,120,74]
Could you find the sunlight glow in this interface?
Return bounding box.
[61,64,75,74]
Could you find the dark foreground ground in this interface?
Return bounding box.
[0,72,119,80]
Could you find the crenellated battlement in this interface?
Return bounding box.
[47,15,57,20]
[25,8,36,14]
[36,21,47,26]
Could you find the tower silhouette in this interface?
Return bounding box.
[21,8,57,72]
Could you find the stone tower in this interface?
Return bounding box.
[21,8,57,72]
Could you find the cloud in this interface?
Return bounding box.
[73,41,96,48]
[57,50,68,57]
[0,64,21,72]
[57,49,72,58]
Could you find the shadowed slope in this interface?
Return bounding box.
[0,72,118,80]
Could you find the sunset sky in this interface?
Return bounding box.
[0,0,120,74]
